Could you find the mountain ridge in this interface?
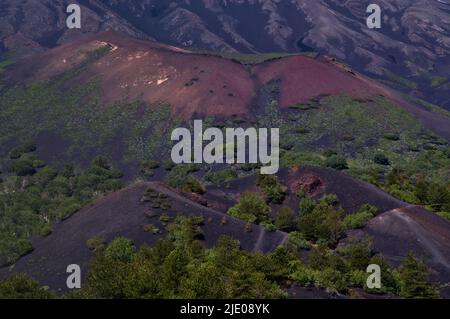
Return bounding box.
[1,0,449,109]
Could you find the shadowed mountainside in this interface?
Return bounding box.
[1,0,449,109]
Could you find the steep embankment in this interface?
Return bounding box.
[348,205,450,289]
[0,182,287,293]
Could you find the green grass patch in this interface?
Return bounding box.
[383,69,418,90]
[194,51,317,65]
[0,59,14,74]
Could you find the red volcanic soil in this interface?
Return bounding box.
[3,31,389,119]
[348,206,450,287]
[0,182,287,293]
[7,31,450,139]
[254,55,378,109]
[8,32,256,119]
[8,32,450,140]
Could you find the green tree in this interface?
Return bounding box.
[0,273,55,299]
[104,237,136,263]
[414,179,429,204]
[183,177,205,194]
[228,192,271,224]
[166,215,204,254]
[299,195,316,215]
[338,240,372,271]
[343,204,378,230]
[398,253,438,299]
[161,249,189,296]
[256,174,286,204]
[325,155,348,170]
[427,184,450,212]
[374,153,390,166]
[275,207,297,230]
[298,195,344,246]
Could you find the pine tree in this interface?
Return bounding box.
[398,252,439,299]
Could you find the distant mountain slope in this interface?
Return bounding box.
[2,0,448,109]
[0,0,149,56]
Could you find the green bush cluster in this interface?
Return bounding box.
[182,177,205,195]
[291,241,437,297]
[0,150,123,266]
[141,188,171,210]
[0,218,439,299]
[165,165,200,189]
[140,160,160,177]
[67,217,288,299]
[204,169,238,184]
[228,192,271,224]
[298,194,344,247]
[383,168,450,214]
[275,207,296,231]
[325,155,348,171]
[256,174,286,204]
[343,204,378,230]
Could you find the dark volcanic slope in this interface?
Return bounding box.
[0,182,287,293]
[348,206,450,287]
[203,166,407,216]
[283,166,407,214]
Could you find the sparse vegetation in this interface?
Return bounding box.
[325,155,348,171]
[143,224,161,235]
[343,205,378,230]
[204,169,238,184]
[159,213,171,224]
[86,236,105,252]
[165,165,200,189]
[182,176,205,195]
[0,59,14,74]
[257,174,286,204]
[0,148,123,266]
[383,69,418,90]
